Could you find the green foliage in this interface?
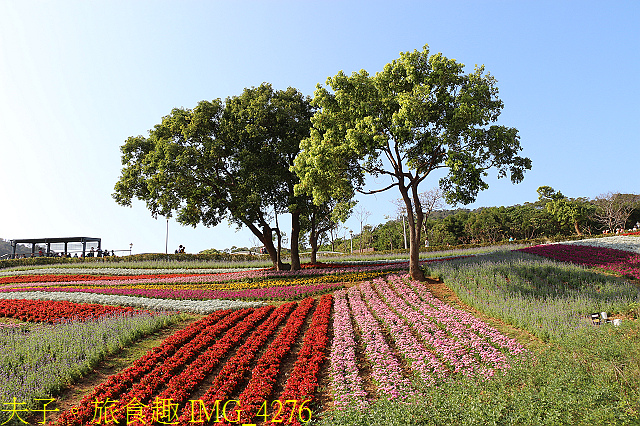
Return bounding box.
[294,44,530,279]
[545,198,596,235]
[295,44,531,207]
[112,83,314,269]
[537,185,565,202]
[0,256,76,270]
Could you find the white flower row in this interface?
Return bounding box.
[0,267,257,277]
[0,291,264,314]
[559,235,640,254]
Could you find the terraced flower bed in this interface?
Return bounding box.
[329,274,526,409]
[2,246,639,425]
[51,295,331,426]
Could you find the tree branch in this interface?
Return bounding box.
[357,182,399,194]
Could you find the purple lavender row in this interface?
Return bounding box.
[0,282,342,301]
[328,289,369,410]
[393,274,526,357]
[346,285,412,400]
[358,280,445,386]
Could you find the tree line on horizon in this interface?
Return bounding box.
[314,187,640,254]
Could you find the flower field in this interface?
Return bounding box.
[519,240,640,280]
[329,274,526,410]
[2,243,640,425]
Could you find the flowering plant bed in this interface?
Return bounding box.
[4,251,640,425]
[0,298,155,323]
[52,296,332,426]
[328,274,526,409]
[518,243,640,280]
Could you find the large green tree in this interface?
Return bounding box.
[293,45,531,280]
[113,83,313,270]
[537,186,596,236]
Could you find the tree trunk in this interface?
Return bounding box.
[309,227,318,264]
[399,185,425,282]
[290,209,301,271]
[310,238,318,264]
[260,226,282,270]
[407,222,425,281]
[574,220,582,236]
[273,211,290,271]
[246,219,287,270]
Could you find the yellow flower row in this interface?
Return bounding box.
[18,270,390,292]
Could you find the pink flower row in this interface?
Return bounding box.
[327,275,527,406]
[346,285,413,400]
[329,289,369,410]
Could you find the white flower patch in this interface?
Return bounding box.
[0,267,257,277]
[560,235,640,254]
[0,291,264,314]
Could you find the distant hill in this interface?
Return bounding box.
[0,238,40,258]
[428,208,471,220]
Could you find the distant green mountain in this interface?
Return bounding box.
[0,238,39,258]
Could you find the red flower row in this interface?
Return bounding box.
[0,273,198,285]
[54,296,333,426]
[232,297,316,425]
[134,304,277,424]
[176,301,298,424]
[518,244,640,280]
[519,243,634,266]
[100,308,253,425]
[0,299,148,323]
[278,294,332,425]
[53,308,238,426]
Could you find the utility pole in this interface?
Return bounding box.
[402,215,407,250]
[349,230,353,253]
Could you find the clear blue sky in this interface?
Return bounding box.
[1,1,638,254]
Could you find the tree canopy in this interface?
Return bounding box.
[113,83,313,270]
[294,45,531,280]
